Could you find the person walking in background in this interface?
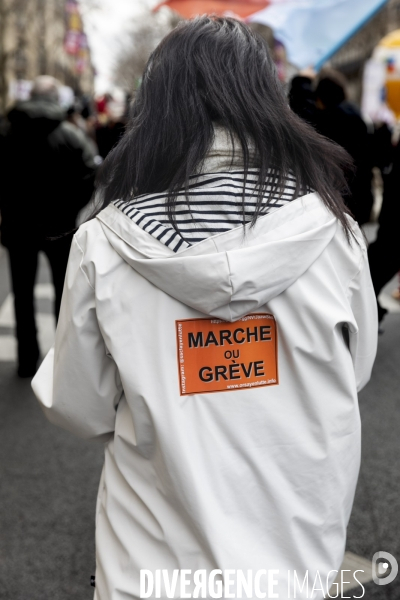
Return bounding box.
[95,91,127,159]
[33,19,377,600]
[0,76,97,377]
[368,137,400,324]
[289,69,374,225]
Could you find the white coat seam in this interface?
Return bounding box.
[73,236,95,291]
[225,251,234,321]
[344,247,367,335]
[73,235,117,360]
[346,245,367,296]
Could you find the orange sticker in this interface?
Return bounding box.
[176,314,278,395]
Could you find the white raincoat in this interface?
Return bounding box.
[32,170,377,600]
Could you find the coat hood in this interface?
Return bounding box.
[97,192,338,322]
[7,99,65,136]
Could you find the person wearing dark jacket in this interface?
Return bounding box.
[368,140,400,323]
[289,70,374,225]
[0,76,97,377]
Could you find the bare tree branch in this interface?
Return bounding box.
[113,7,180,92]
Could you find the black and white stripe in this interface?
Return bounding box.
[114,170,303,252]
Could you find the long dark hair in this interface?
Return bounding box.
[94,16,355,240]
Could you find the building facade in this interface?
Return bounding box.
[0,0,94,113]
[328,0,400,101]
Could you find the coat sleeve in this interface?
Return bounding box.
[32,234,123,441]
[53,122,98,214]
[347,245,378,392]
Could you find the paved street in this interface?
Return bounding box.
[0,248,103,600]
[0,241,399,600]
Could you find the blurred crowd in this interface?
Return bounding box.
[288,68,400,325]
[65,88,130,162]
[0,76,129,376]
[0,69,399,377]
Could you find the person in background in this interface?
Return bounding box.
[0,75,97,377]
[95,92,127,159]
[289,69,374,225]
[66,100,101,161]
[368,137,400,325]
[288,68,316,124]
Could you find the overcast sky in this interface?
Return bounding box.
[81,0,159,93]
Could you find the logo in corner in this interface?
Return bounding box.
[372,552,398,586]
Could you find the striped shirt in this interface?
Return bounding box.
[114,169,303,253]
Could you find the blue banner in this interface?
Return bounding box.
[249,0,389,69]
